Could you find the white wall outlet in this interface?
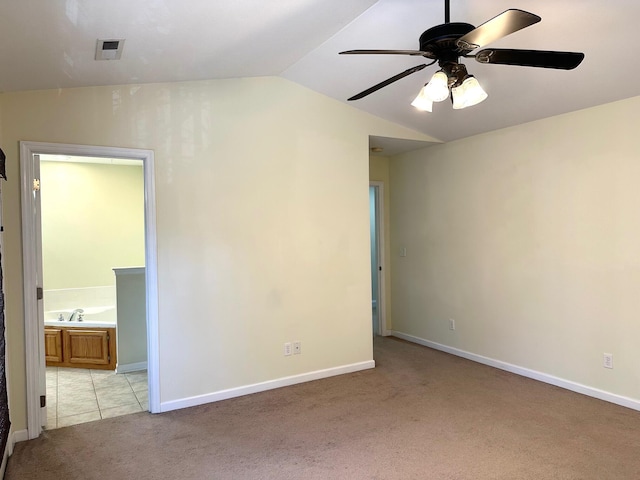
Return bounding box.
[449,319,455,331]
[400,247,407,257]
[603,353,613,369]
[293,341,301,355]
[284,342,292,356]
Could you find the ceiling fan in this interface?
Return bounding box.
[339,0,585,111]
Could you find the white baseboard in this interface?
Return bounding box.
[116,361,148,374]
[391,331,640,412]
[4,427,30,476]
[0,428,25,477]
[11,429,28,448]
[160,360,376,413]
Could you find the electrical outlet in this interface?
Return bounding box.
[603,353,613,369]
[284,342,292,356]
[449,319,455,331]
[400,247,407,257]
[293,341,301,355]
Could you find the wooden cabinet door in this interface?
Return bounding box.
[63,329,111,366]
[44,328,63,363]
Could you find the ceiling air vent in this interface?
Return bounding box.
[95,39,125,60]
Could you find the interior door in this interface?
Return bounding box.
[370,185,380,336]
[32,154,47,427]
[369,182,386,337]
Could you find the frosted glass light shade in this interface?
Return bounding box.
[452,76,488,109]
[424,71,449,102]
[411,88,433,112]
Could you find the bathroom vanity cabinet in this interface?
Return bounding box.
[44,326,117,370]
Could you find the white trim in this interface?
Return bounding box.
[391,331,640,412]
[143,150,161,415]
[19,144,40,439]
[2,427,27,473]
[12,429,29,445]
[116,361,148,374]
[8,429,29,453]
[20,141,160,440]
[369,181,389,336]
[113,267,145,275]
[160,360,375,413]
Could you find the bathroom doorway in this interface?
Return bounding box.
[40,154,146,428]
[20,142,159,439]
[369,181,387,336]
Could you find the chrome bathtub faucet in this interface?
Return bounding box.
[69,308,84,322]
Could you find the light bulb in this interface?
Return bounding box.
[452,76,488,109]
[424,71,449,102]
[411,87,433,112]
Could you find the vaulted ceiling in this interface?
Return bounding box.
[1,0,638,143]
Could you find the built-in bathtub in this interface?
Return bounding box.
[44,305,116,329]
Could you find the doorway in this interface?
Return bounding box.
[20,142,159,439]
[369,182,387,336]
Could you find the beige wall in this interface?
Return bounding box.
[369,155,392,330]
[390,96,640,402]
[41,161,144,289]
[0,77,435,431]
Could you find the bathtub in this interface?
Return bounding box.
[44,305,116,329]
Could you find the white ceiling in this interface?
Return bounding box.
[1,0,638,143]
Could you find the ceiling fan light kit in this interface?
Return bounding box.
[414,63,488,110]
[451,75,487,109]
[340,0,584,112]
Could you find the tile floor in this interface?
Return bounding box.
[46,367,148,429]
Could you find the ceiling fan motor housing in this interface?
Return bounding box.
[418,22,475,63]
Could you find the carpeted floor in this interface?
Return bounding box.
[6,337,640,479]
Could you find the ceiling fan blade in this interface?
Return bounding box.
[456,9,541,51]
[340,49,427,57]
[347,64,428,101]
[475,49,585,70]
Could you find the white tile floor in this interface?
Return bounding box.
[46,367,148,429]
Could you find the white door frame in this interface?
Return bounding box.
[370,181,389,336]
[20,141,160,439]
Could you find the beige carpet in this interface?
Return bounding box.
[6,337,640,479]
